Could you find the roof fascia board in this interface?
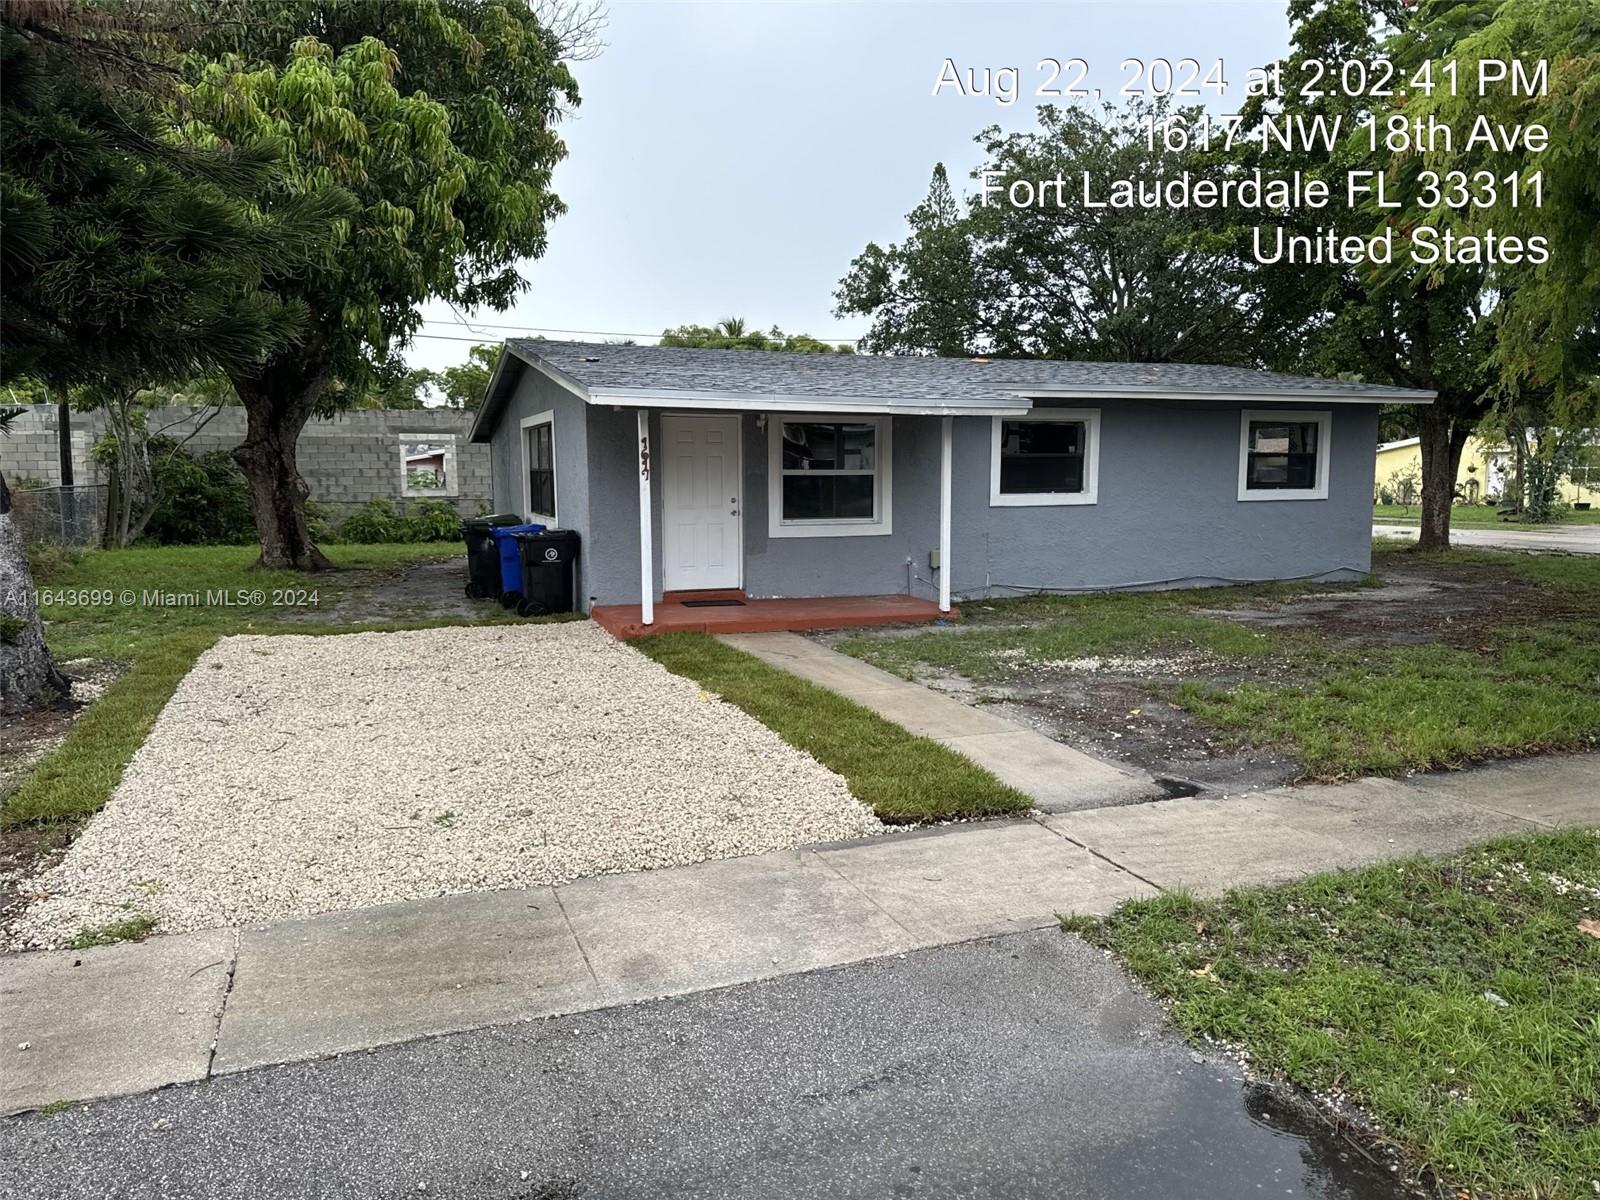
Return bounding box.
[468,345,595,442]
[586,386,1032,417]
[1017,386,1436,405]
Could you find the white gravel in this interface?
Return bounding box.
[14,622,882,948]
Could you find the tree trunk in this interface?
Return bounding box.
[230,348,336,571]
[0,471,70,716]
[1415,407,1469,550]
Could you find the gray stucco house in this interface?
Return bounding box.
[468,339,1433,631]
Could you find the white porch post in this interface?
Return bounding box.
[938,416,953,613]
[637,409,654,626]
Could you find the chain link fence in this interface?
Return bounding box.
[9,484,106,547]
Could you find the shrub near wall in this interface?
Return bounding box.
[336,499,462,543]
[143,448,257,545]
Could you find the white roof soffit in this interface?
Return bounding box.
[1019,387,1437,406]
[586,386,1034,418]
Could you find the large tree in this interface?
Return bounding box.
[837,102,1278,363]
[184,1,581,569]
[1237,0,1502,549]
[0,0,335,711]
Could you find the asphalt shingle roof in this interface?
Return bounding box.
[507,339,1433,403]
[472,339,1432,439]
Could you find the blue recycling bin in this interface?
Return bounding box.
[488,523,546,598]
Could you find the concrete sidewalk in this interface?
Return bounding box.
[2,752,1594,1117]
[719,631,1165,810]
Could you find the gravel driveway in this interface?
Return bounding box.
[14,623,881,948]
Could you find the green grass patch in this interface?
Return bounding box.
[1374,503,1600,529]
[633,632,1031,823]
[1071,829,1600,1199]
[4,631,218,827]
[69,913,157,949]
[32,542,454,662]
[839,549,1600,780]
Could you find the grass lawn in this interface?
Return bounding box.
[837,547,1600,781]
[1374,503,1600,530]
[634,632,1031,823]
[3,542,500,827]
[1066,829,1600,1199]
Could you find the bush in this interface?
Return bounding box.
[338,499,403,543]
[305,499,340,545]
[143,447,256,545]
[404,499,461,542]
[336,498,462,544]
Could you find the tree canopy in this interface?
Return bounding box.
[837,102,1279,363]
[177,0,581,567]
[434,343,500,409]
[0,4,338,394]
[1405,0,1599,404]
[659,318,854,354]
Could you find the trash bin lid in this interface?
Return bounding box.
[488,522,547,541]
[464,512,525,530]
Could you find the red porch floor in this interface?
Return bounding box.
[591,593,954,640]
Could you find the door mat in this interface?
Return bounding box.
[679,598,747,608]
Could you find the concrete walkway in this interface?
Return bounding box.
[719,631,1164,810]
[2,752,1593,1117]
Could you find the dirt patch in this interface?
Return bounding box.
[1198,563,1580,650]
[283,555,489,626]
[830,558,1586,797]
[904,654,1304,795]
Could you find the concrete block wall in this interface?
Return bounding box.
[0,405,491,518]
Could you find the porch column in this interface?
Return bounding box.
[939,416,952,613]
[637,409,654,626]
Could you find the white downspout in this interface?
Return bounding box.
[637,409,654,626]
[939,416,953,613]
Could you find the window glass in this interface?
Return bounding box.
[781,474,875,521]
[527,422,555,517]
[779,421,878,522]
[998,420,1085,494]
[1246,420,1318,490]
[781,422,876,472]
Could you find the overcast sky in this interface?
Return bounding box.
[407,0,1291,375]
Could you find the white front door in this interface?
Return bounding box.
[661,414,742,592]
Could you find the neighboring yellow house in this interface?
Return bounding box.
[1375,436,1595,506]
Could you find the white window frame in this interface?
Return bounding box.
[1237,409,1331,502]
[989,409,1100,507]
[767,413,893,538]
[519,410,557,524]
[398,433,459,498]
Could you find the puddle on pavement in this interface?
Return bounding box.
[1102,1076,1423,1200]
[1239,1084,1420,1199]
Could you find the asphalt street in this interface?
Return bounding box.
[1,930,1409,1200]
[1374,523,1600,554]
